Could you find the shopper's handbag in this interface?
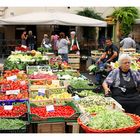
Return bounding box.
[72,45,78,51]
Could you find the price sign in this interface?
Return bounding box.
[4,105,13,110]
[79,113,92,125]
[46,105,55,112]
[38,88,45,96]
[73,95,80,101]
[34,72,38,75]
[52,80,60,86]
[7,75,17,81]
[20,81,26,85]
[6,89,20,95]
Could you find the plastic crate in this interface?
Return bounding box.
[26,65,51,75]
[0,118,29,133]
[29,101,81,123]
[0,100,30,122]
[77,113,140,133]
[67,85,97,95]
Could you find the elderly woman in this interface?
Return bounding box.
[69,31,80,54]
[102,54,140,115]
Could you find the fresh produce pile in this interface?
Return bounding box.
[0,118,26,130]
[87,110,135,130]
[4,51,47,70]
[15,46,29,52]
[3,69,27,80]
[85,105,107,114]
[31,105,75,118]
[0,69,29,101]
[28,73,57,80]
[56,70,80,77]
[49,56,62,69]
[49,92,72,99]
[48,87,67,94]
[26,65,51,75]
[0,104,27,117]
[77,95,111,107]
[70,79,96,89]
[76,90,96,97]
[0,80,28,91]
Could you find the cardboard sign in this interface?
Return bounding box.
[52,80,60,86]
[6,89,20,95]
[79,113,92,125]
[20,81,26,85]
[7,75,17,81]
[4,105,13,110]
[38,88,45,96]
[46,105,55,112]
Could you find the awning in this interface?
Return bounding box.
[0,12,107,27]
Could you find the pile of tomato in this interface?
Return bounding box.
[31,105,75,118]
[0,104,27,117]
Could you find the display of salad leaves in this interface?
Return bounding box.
[70,79,96,89]
[77,95,111,107]
[0,118,26,130]
[87,110,135,130]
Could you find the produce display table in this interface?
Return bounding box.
[1,49,140,133]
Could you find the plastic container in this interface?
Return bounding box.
[77,113,140,133]
[29,101,81,123]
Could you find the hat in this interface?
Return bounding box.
[70,31,76,35]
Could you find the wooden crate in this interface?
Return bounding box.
[91,51,102,60]
[69,63,80,70]
[68,54,80,70]
[37,122,65,133]
[120,48,136,54]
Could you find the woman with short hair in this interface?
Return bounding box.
[57,32,70,63]
[102,54,140,115]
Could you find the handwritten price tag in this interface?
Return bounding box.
[6,89,20,95]
[38,88,45,96]
[20,81,26,85]
[52,80,60,86]
[46,105,55,112]
[4,105,13,110]
[7,75,17,81]
[73,95,80,101]
[79,113,92,125]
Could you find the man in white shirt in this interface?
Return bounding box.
[120,34,136,49]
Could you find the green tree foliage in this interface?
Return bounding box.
[112,7,139,36]
[77,8,103,40]
[77,8,103,20]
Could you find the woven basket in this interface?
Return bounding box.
[77,113,140,133]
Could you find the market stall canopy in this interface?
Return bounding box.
[0,12,107,27]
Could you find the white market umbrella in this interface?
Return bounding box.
[0,12,107,27]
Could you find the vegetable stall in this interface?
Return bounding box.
[0,49,140,133]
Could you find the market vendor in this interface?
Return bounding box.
[102,54,140,115]
[95,37,119,84]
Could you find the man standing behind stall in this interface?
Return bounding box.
[120,34,136,49]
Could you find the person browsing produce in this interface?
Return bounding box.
[102,54,140,115]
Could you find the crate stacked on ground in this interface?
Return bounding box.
[120,48,136,54]
[0,69,29,101]
[0,99,29,133]
[29,100,81,123]
[68,54,80,70]
[91,50,103,60]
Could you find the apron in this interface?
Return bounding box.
[111,69,140,115]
